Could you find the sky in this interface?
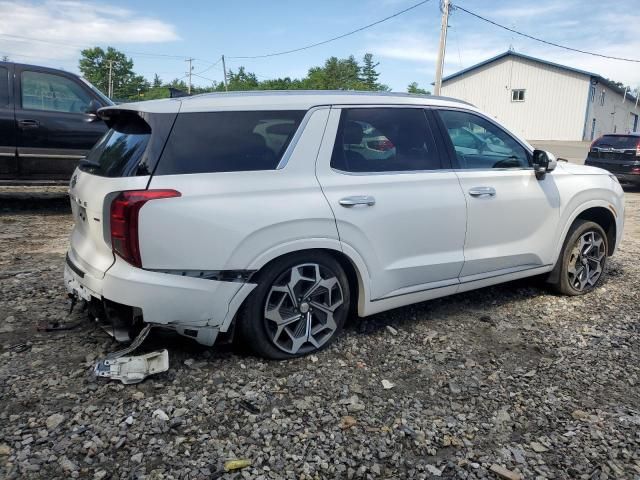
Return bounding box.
[0,0,638,92]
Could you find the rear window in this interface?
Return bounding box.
[0,66,8,107]
[81,113,151,177]
[593,135,640,150]
[155,110,305,175]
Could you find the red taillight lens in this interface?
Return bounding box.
[368,139,395,152]
[110,189,181,267]
[636,141,640,157]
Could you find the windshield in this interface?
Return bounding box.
[79,76,113,106]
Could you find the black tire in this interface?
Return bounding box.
[237,251,350,359]
[551,220,608,296]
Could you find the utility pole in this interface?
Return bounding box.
[107,60,113,99]
[186,58,194,94]
[434,0,450,96]
[221,55,228,91]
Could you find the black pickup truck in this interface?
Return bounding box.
[0,61,112,183]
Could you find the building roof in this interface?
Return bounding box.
[442,51,637,102]
[106,90,475,114]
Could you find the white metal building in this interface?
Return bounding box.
[440,51,640,141]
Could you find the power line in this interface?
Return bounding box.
[452,4,640,63]
[228,0,433,59]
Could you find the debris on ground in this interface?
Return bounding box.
[1,188,639,478]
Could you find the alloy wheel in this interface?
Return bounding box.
[263,263,344,355]
[567,230,606,291]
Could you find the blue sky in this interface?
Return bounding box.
[0,0,638,91]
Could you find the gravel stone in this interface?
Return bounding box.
[1,187,639,479]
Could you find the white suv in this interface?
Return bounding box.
[65,91,625,359]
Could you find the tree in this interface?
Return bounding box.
[79,46,140,100]
[361,53,389,91]
[1,55,8,62]
[152,74,162,88]
[407,82,430,95]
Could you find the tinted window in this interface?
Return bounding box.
[592,135,639,150]
[81,113,150,177]
[438,110,529,169]
[21,71,92,113]
[331,108,441,172]
[0,67,8,107]
[156,110,305,175]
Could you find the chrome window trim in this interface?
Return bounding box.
[276,105,330,170]
[330,167,455,176]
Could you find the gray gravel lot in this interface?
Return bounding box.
[0,188,639,480]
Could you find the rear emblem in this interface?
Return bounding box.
[70,174,78,189]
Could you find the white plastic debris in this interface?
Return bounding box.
[94,349,169,385]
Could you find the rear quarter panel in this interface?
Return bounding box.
[142,108,339,270]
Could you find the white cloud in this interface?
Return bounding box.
[492,2,575,19]
[367,32,439,63]
[0,1,179,65]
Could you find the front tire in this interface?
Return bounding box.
[237,252,350,359]
[552,220,608,296]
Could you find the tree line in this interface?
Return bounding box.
[78,47,431,101]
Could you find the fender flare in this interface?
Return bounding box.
[220,238,373,330]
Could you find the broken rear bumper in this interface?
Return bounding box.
[64,250,255,345]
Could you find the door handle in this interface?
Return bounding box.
[18,119,40,129]
[339,195,376,207]
[468,186,496,197]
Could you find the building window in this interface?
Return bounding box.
[590,86,596,102]
[600,90,605,106]
[511,89,525,102]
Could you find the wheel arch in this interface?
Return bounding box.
[547,203,617,284]
[220,242,371,332]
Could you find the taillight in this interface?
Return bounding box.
[368,139,395,152]
[110,190,181,267]
[590,137,601,151]
[636,141,640,157]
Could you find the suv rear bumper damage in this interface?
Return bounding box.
[64,251,256,346]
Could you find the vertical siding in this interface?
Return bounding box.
[441,57,590,140]
[586,82,640,140]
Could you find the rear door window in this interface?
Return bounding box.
[0,66,8,107]
[331,108,442,172]
[155,110,305,175]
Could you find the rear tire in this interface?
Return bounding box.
[551,220,608,296]
[237,251,350,359]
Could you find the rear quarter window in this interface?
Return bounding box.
[155,110,305,175]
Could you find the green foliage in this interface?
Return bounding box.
[407,82,430,95]
[78,48,394,102]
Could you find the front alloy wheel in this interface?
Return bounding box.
[238,252,350,359]
[566,230,606,291]
[552,220,608,296]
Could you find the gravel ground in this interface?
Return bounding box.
[0,187,639,480]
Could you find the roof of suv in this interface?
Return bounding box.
[108,90,475,114]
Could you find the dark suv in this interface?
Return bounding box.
[0,61,112,183]
[585,134,640,185]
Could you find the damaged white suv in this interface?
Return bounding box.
[65,91,625,359]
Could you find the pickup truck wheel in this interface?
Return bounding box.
[553,220,607,296]
[238,252,350,359]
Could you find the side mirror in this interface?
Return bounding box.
[532,149,557,179]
